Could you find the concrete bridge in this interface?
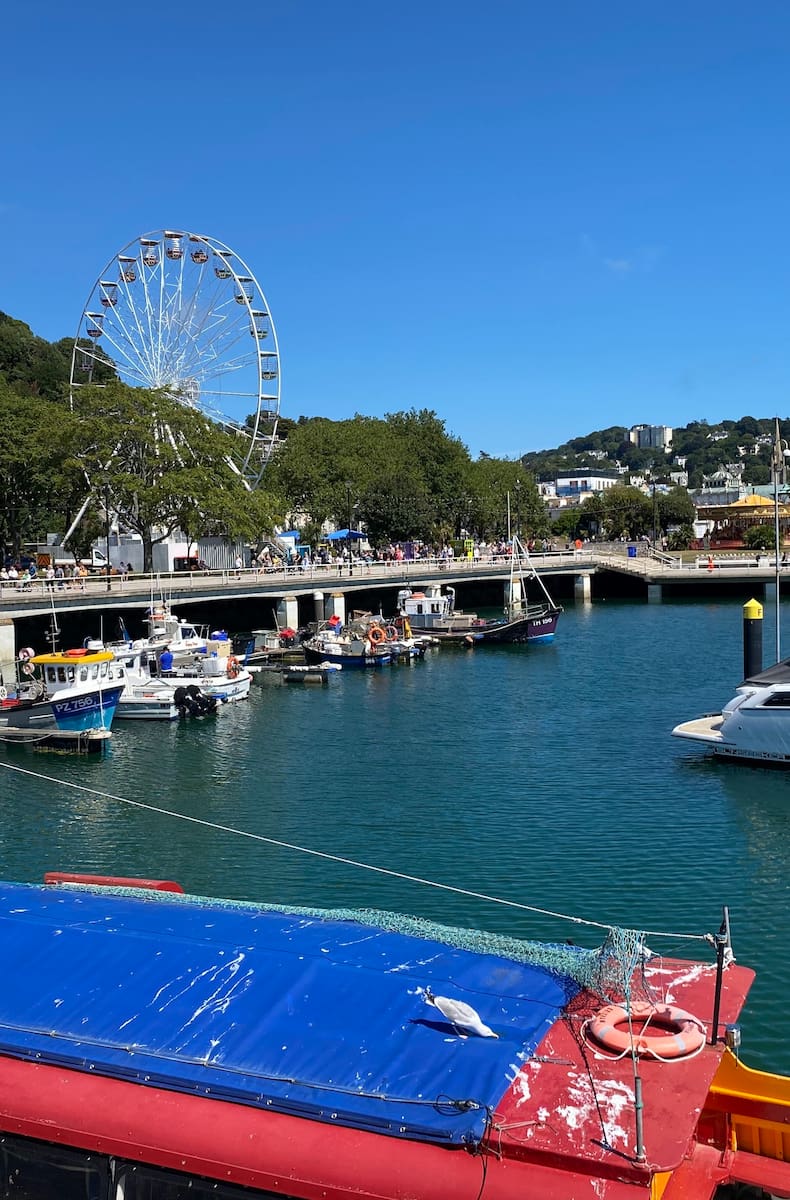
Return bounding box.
[0,546,782,663]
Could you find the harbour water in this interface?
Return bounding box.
[1,596,788,1075]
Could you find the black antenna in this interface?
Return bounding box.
[709,906,731,1046]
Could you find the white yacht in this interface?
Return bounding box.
[672,659,790,766]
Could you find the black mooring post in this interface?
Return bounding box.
[709,906,731,1046]
[743,599,763,679]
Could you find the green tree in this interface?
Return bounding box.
[66,383,279,571]
[602,485,653,540]
[658,486,695,531]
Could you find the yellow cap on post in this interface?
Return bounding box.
[743,598,763,620]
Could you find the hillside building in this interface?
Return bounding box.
[629,424,673,451]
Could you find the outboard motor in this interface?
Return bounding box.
[186,684,217,715]
[173,685,200,718]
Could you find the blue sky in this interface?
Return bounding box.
[3,1,790,457]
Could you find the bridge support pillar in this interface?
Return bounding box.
[647,583,662,604]
[312,591,325,624]
[324,592,347,625]
[574,572,592,603]
[0,617,15,677]
[276,594,299,631]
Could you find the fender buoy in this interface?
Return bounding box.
[588,1000,706,1060]
[17,647,35,662]
[65,648,88,658]
[227,655,239,679]
[369,626,386,646]
[21,663,36,677]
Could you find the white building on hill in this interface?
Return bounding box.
[629,424,673,451]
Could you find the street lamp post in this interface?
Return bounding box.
[104,485,112,593]
[772,418,790,661]
[345,481,353,578]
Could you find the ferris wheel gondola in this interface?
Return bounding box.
[70,229,281,488]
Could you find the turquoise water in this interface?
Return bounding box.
[1,597,788,1074]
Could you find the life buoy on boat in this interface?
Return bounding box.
[385,626,398,641]
[226,655,240,679]
[368,626,386,646]
[588,1000,706,1060]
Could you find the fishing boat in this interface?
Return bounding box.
[0,872,787,1199]
[159,645,253,702]
[397,537,561,646]
[302,615,393,668]
[89,640,219,721]
[0,647,122,752]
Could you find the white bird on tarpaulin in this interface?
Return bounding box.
[423,986,499,1038]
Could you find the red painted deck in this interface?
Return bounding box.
[490,957,754,1191]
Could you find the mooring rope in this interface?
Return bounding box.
[0,759,709,941]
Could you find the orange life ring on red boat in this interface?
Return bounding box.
[65,648,88,658]
[227,655,240,679]
[588,1000,706,1060]
[368,626,386,646]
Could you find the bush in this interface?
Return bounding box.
[743,523,777,551]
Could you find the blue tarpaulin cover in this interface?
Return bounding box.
[0,883,577,1147]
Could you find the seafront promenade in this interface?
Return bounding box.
[0,545,783,626]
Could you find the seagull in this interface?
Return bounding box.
[424,986,499,1038]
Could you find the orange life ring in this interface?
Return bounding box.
[588,1000,706,1060]
[368,626,386,646]
[227,655,240,679]
[65,648,88,658]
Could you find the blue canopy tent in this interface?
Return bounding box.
[326,529,366,541]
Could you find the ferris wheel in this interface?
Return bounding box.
[70,229,281,488]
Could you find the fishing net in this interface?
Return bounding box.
[54,883,655,1001]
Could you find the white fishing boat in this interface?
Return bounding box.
[86,640,219,721]
[160,645,253,703]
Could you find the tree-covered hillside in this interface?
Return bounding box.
[522,417,788,488]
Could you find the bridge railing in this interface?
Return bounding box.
[0,549,590,605]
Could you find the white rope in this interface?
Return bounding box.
[0,760,709,941]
